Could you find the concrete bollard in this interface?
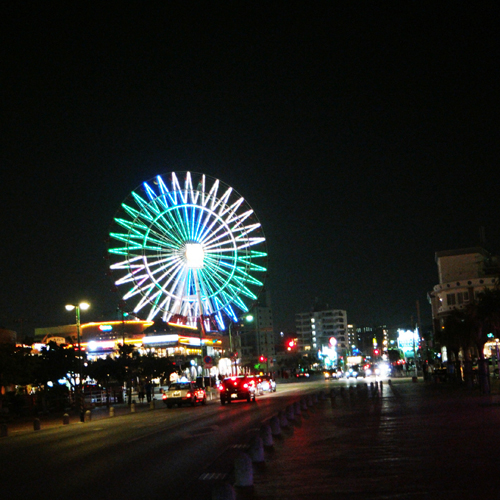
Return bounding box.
[380,381,383,390]
[270,415,281,437]
[84,410,92,423]
[130,402,136,413]
[1,423,7,437]
[286,404,295,421]
[33,418,41,431]
[260,423,274,448]
[211,482,236,500]
[234,452,253,488]
[249,435,265,463]
[388,379,392,386]
[278,410,289,429]
[109,406,115,417]
[63,413,70,425]
[149,400,155,410]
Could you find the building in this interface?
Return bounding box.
[239,293,276,370]
[295,305,348,362]
[428,246,500,335]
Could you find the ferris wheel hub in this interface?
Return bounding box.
[185,243,205,269]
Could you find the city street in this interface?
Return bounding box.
[3,378,500,500]
[0,381,310,500]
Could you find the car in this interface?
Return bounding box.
[324,368,342,381]
[258,375,277,393]
[218,376,257,404]
[162,382,206,408]
[247,375,265,395]
[345,366,359,379]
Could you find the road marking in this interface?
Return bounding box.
[199,472,228,481]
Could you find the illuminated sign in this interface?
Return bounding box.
[329,337,337,347]
[87,341,116,351]
[143,334,179,344]
[99,325,113,332]
[397,329,420,353]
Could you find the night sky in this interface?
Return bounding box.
[2,3,500,338]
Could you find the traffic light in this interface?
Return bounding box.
[373,349,380,356]
[259,355,267,362]
[287,339,297,351]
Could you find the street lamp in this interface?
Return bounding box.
[65,302,90,422]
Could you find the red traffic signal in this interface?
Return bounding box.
[259,355,267,362]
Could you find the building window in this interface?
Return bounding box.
[446,293,456,306]
[457,291,469,305]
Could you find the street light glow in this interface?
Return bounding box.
[65,302,90,311]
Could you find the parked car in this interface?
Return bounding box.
[162,382,206,408]
[218,376,257,404]
[258,375,277,393]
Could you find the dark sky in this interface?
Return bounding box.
[2,3,500,336]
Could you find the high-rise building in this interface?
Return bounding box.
[239,291,276,369]
[295,305,348,357]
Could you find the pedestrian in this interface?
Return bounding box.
[138,384,145,403]
[145,382,152,403]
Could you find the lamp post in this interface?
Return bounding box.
[65,302,90,422]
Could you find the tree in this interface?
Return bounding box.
[439,310,473,384]
[466,285,500,394]
[33,342,81,412]
[87,356,119,407]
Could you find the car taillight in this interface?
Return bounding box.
[243,383,248,388]
[218,385,224,391]
[186,392,191,397]
[162,394,167,400]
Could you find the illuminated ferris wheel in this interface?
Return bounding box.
[108,172,267,331]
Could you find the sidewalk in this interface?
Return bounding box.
[1,386,221,435]
[230,379,500,500]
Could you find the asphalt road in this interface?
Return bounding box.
[1,381,319,500]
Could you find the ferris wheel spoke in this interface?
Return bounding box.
[202,261,234,289]
[202,226,236,251]
[219,196,244,221]
[192,205,207,242]
[147,221,184,250]
[197,212,229,245]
